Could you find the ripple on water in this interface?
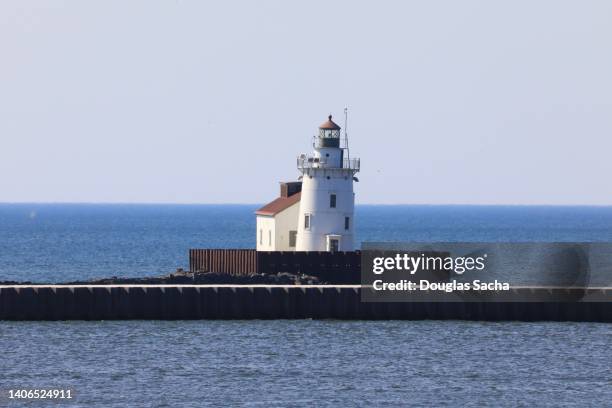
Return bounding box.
[1,320,611,407]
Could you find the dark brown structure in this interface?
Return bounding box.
[189,249,257,276]
[280,181,302,198]
[189,249,360,283]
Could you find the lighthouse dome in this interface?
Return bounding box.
[319,115,341,130]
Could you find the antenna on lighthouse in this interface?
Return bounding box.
[344,107,350,162]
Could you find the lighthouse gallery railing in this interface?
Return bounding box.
[297,155,360,171]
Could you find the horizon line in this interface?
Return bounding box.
[1,201,611,208]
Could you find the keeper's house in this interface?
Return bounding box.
[255,182,301,251]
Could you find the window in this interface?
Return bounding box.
[329,239,339,253]
[330,194,336,208]
[345,216,350,230]
[268,230,272,246]
[304,214,311,230]
[289,230,297,247]
[259,229,262,245]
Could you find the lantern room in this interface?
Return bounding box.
[317,115,341,148]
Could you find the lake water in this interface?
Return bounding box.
[1,320,611,407]
[2,204,612,283]
[1,204,611,406]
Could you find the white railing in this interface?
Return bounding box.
[297,155,360,171]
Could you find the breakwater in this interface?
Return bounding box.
[1,285,611,321]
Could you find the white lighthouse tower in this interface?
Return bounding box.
[295,114,360,252]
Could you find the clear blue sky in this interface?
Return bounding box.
[1,1,610,204]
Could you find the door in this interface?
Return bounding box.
[329,238,339,253]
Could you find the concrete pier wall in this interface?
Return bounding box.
[0,285,611,321]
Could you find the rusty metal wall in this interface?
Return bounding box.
[189,249,258,276]
[189,249,360,283]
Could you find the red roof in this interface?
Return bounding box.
[255,192,301,216]
[319,115,340,130]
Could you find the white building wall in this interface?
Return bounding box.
[256,216,275,251]
[256,201,300,251]
[296,169,355,251]
[313,147,343,167]
[273,201,300,251]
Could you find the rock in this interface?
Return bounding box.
[3,270,328,286]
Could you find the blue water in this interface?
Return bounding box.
[1,321,611,407]
[2,204,612,282]
[2,204,612,407]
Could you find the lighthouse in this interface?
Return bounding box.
[255,113,359,252]
[295,114,360,252]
